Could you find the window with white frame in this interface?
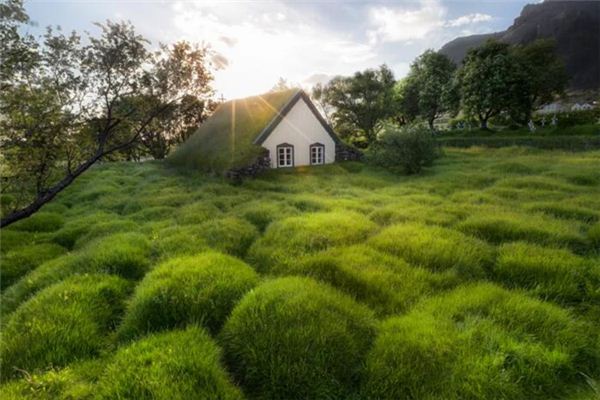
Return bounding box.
[277,144,293,167]
[310,143,324,165]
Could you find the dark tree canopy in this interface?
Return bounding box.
[312,65,395,146]
[0,3,215,227]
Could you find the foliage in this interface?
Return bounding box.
[367,124,440,174]
[118,252,258,339]
[312,65,395,145]
[363,283,599,399]
[403,50,457,129]
[98,327,243,399]
[0,274,131,379]
[0,4,215,227]
[221,277,377,399]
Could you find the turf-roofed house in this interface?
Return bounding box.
[168,88,357,178]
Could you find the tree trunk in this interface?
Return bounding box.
[480,117,489,130]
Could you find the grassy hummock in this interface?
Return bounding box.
[118,252,259,339]
[221,276,377,399]
[167,88,299,173]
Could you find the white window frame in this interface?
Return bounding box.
[277,144,294,168]
[310,143,325,165]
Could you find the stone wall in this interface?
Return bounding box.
[225,150,271,182]
[335,142,363,161]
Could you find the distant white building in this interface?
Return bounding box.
[537,102,565,115]
[571,103,594,111]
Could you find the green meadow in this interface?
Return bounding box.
[1,147,599,399]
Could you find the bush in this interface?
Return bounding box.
[118,252,258,339]
[0,274,131,379]
[197,217,259,257]
[9,212,64,232]
[368,124,440,174]
[1,243,66,289]
[362,283,599,399]
[248,211,377,273]
[495,242,597,303]
[98,327,242,400]
[291,245,458,315]
[368,223,494,279]
[221,277,377,399]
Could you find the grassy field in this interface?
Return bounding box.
[1,147,599,399]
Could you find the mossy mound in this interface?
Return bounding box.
[118,252,258,339]
[98,327,243,399]
[0,274,131,379]
[1,243,66,289]
[362,283,599,399]
[221,277,377,399]
[368,223,493,279]
[248,211,377,273]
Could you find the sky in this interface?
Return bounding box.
[24,0,535,99]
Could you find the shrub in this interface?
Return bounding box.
[457,210,587,250]
[495,242,597,303]
[98,327,242,400]
[362,283,599,399]
[248,211,377,273]
[368,223,493,279]
[291,245,458,315]
[198,217,259,257]
[368,124,440,174]
[118,252,258,339]
[221,277,377,399]
[1,243,66,289]
[0,274,131,379]
[9,212,64,232]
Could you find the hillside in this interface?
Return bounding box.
[1,148,599,399]
[439,0,600,90]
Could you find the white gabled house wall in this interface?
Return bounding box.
[260,98,336,168]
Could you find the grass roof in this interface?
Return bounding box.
[167,88,300,173]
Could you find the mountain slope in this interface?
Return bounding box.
[439,0,600,90]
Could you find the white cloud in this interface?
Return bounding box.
[367,0,446,44]
[445,13,492,28]
[172,1,377,99]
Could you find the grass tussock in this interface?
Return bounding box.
[221,277,377,399]
[197,217,259,257]
[362,283,599,400]
[9,212,64,233]
[1,243,66,289]
[98,326,242,399]
[0,274,131,379]
[118,252,258,339]
[369,222,494,279]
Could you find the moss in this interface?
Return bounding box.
[118,252,258,339]
[221,277,377,399]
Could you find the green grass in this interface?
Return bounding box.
[118,252,258,339]
[0,274,131,379]
[220,277,377,399]
[1,147,599,398]
[98,327,243,399]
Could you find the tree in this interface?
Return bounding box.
[457,40,524,130]
[0,5,215,227]
[391,77,419,126]
[311,65,395,146]
[406,50,457,130]
[510,39,568,123]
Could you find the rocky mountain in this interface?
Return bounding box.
[439,0,600,90]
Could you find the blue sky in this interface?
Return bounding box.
[24,0,533,98]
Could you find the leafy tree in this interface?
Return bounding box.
[457,40,524,130]
[406,50,457,130]
[0,5,215,227]
[391,77,419,126]
[510,39,568,123]
[312,65,395,146]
